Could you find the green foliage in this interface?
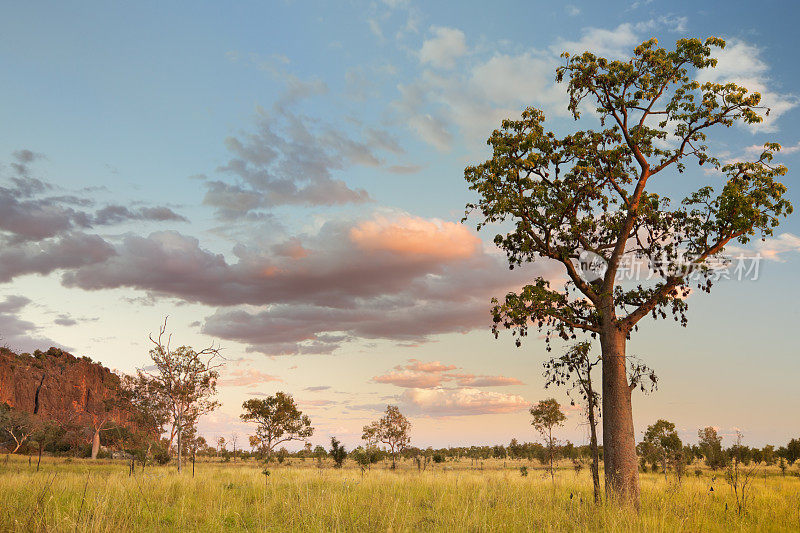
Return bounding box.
[241,392,313,462]
[698,427,727,470]
[786,439,800,464]
[530,399,566,436]
[329,437,347,468]
[362,405,411,469]
[639,419,683,478]
[530,398,566,481]
[464,36,791,347]
[153,444,172,465]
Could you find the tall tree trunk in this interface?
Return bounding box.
[600,324,639,506]
[91,429,101,460]
[587,392,601,504]
[176,413,183,473]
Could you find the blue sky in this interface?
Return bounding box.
[0,0,798,449]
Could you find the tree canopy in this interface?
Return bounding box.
[465,37,792,346]
[362,405,411,469]
[240,392,313,462]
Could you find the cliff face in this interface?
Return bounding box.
[0,347,122,423]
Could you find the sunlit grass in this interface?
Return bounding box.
[1,455,798,531]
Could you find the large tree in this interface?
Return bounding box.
[464,37,791,504]
[240,392,313,464]
[143,318,223,472]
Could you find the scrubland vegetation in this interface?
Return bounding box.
[1,454,799,532]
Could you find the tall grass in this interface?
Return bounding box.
[1,455,798,531]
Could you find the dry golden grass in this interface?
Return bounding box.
[1,455,799,531]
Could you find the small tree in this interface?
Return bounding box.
[698,426,727,470]
[786,438,800,464]
[249,435,262,459]
[230,432,239,462]
[119,372,171,467]
[0,403,33,454]
[640,419,682,482]
[725,431,758,515]
[530,398,566,482]
[29,418,62,471]
[762,445,776,466]
[240,392,313,464]
[544,342,600,501]
[352,446,370,473]
[329,437,347,468]
[143,318,223,472]
[362,405,411,469]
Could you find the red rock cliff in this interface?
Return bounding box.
[0,347,123,423]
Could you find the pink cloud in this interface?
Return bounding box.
[350,215,481,260]
[400,387,529,416]
[272,238,309,259]
[58,212,558,355]
[452,374,524,387]
[401,359,457,373]
[218,368,282,387]
[372,359,525,389]
[374,370,446,388]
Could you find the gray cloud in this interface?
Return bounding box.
[203,106,375,218]
[57,213,557,355]
[1,151,188,240]
[0,295,70,352]
[93,205,188,225]
[0,151,191,283]
[0,232,116,283]
[54,314,78,327]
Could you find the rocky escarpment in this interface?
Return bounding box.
[0,347,122,422]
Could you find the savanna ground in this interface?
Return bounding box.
[1,455,799,532]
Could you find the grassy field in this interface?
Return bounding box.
[1,455,799,532]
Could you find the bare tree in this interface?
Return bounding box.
[230,432,239,462]
[144,318,223,473]
[362,405,411,469]
[726,431,758,515]
[0,403,33,453]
